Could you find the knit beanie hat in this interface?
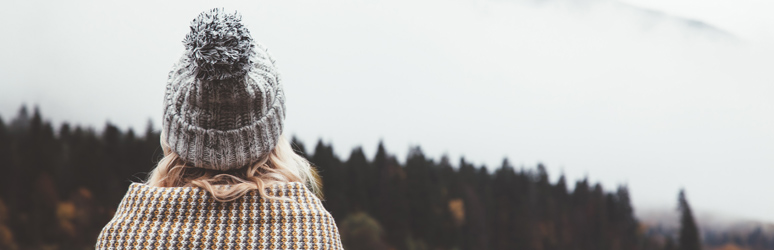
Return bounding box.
[162,8,285,171]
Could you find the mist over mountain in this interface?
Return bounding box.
[639,208,774,249]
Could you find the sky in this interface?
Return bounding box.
[0,0,772,223]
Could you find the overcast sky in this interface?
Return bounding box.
[1,0,772,223]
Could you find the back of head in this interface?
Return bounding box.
[147,8,319,201]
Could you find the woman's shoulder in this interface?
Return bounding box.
[99,182,342,250]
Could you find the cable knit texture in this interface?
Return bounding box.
[163,8,286,170]
[95,183,343,250]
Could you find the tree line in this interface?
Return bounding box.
[0,105,717,250]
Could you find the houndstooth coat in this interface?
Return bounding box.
[96,182,343,250]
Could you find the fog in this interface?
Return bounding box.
[1,0,772,222]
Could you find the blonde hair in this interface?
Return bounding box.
[146,134,322,202]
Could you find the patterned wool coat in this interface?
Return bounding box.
[95,182,343,250]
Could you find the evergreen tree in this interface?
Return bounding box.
[10,105,30,133]
[0,116,12,202]
[373,145,409,249]
[405,146,438,246]
[367,141,386,219]
[553,174,572,249]
[371,141,387,221]
[435,155,460,248]
[345,147,370,212]
[142,119,162,175]
[56,123,75,196]
[473,161,494,250]
[677,189,701,250]
[312,140,348,220]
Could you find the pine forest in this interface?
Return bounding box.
[0,105,764,250]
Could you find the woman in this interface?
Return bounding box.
[96,8,343,250]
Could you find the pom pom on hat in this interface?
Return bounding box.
[183,8,254,81]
